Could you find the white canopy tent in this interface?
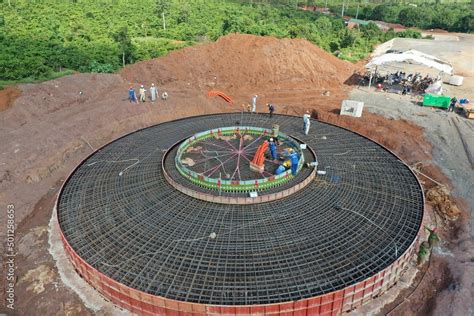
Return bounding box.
[365,49,453,74]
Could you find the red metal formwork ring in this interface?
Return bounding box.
[57,220,419,316]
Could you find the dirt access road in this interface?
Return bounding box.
[0,34,471,315]
[350,33,474,316]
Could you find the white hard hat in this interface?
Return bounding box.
[270,138,274,141]
[141,85,144,88]
[151,83,155,86]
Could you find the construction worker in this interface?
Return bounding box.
[150,83,158,102]
[139,85,146,102]
[128,86,138,104]
[269,138,277,160]
[268,103,275,118]
[303,111,311,135]
[162,91,168,100]
[448,97,457,112]
[251,95,257,113]
[289,149,300,176]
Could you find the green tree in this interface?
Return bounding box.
[113,26,133,67]
[156,0,170,30]
[398,8,432,28]
[455,13,474,33]
[340,29,357,48]
[370,5,400,22]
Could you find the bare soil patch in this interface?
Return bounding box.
[0,86,21,112]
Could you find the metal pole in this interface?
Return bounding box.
[356,4,359,19]
[341,0,345,18]
[162,12,166,30]
[219,172,222,196]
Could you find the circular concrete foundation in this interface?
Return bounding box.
[57,113,424,315]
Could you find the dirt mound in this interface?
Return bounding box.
[0,86,21,111]
[121,33,355,101]
[426,186,461,221]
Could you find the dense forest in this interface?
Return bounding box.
[0,0,432,84]
[241,1,473,32]
[330,2,473,32]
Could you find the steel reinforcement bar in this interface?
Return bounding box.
[57,112,424,314]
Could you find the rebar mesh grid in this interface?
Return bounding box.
[177,128,301,181]
[165,133,315,197]
[58,113,423,306]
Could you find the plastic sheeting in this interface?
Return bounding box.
[366,50,453,74]
[425,79,443,95]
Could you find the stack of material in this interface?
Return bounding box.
[448,75,464,86]
[426,186,461,221]
[462,103,474,119]
[250,141,268,172]
[422,94,451,109]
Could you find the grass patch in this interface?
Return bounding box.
[0,70,75,90]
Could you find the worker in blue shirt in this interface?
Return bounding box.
[289,149,300,176]
[128,86,138,103]
[269,138,277,160]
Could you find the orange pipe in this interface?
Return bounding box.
[208,90,233,104]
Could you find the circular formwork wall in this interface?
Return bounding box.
[57,113,424,315]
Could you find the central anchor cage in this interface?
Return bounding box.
[175,126,305,192]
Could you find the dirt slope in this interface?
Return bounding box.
[121,33,355,89]
[121,33,355,109]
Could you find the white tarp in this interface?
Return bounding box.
[448,75,464,86]
[366,49,453,74]
[340,100,364,117]
[425,79,443,95]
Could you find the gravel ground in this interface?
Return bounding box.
[350,87,474,316]
[359,34,474,223]
[350,89,473,218]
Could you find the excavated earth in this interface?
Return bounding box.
[0,34,470,315]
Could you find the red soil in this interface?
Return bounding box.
[0,86,21,112]
[121,34,355,108]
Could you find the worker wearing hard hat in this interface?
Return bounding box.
[269,138,277,160]
[251,95,258,113]
[303,111,311,135]
[139,85,146,102]
[149,83,158,102]
[289,149,300,176]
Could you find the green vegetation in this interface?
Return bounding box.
[417,241,430,265]
[0,0,422,83]
[323,1,473,33]
[0,70,75,90]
